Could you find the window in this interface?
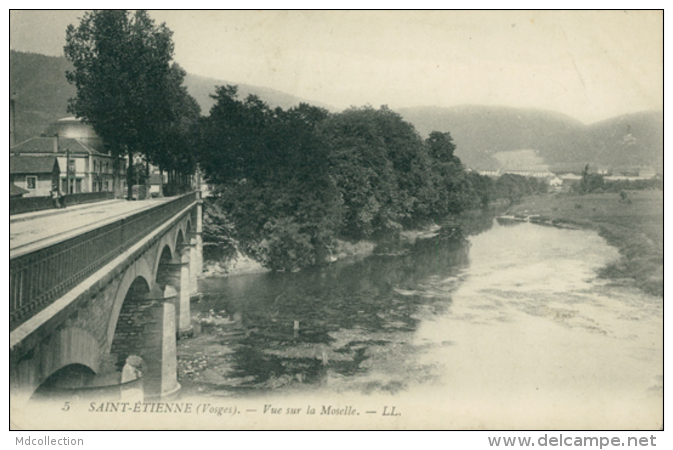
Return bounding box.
[26,176,36,189]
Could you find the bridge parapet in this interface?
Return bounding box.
[10,192,198,331]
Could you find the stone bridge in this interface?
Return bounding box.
[10,192,204,404]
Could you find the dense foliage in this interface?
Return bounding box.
[64,10,199,197]
[199,89,547,271]
[199,86,341,270]
[571,164,605,194]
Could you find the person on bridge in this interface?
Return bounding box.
[51,186,64,209]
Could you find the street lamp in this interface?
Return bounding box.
[66,147,72,194]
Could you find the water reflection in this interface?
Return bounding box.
[182,213,492,395]
[181,209,661,426]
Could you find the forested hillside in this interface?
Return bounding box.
[11,50,662,173]
[398,105,663,171]
[10,50,75,143]
[10,50,331,144]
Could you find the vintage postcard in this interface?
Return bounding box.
[8,10,663,433]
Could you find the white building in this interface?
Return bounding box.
[11,118,126,194]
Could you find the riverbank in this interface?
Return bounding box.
[202,239,378,278]
[505,190,663,296]
[201,210,496,278]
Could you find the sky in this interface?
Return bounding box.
[9,10,663,124]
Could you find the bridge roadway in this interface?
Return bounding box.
[10,192,203,403]
[11,198,178,256]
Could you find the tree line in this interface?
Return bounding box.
[64,10,199,198]
[63,10,546,271]
[198,87,546,270]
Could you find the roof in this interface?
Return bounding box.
[43,118,104,151]
[10,183,29,197]
[11,137,107,157]
[10,156,60,174]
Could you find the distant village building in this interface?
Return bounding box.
[476,168,503,178]
[604,175,642,182]
[548,163,611,176]
[148,172,165,197]
[636,166,656,179]
[10,117,126,194]
[502,168,555,179]
[475,166,555,181]
[559,173,582,189]
[605,166,657,181]
[10,155,60,197]
[548,176,563,187]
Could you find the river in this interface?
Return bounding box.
[179,214,662,429]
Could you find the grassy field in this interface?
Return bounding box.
[506,190,663,296]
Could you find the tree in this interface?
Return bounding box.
[426,131,459,164]
[575,163,604,194]
[64,10,196,198]
[197,95,489,270]
[149,63,201,194]
[495,173,532,202]
[319,106,401,238]
[199,88,342,271]
[423,130,474,218]
[198,86,273,186]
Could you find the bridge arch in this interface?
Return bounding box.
[175,228,185,251]
[108,276,151,369]
[107,271,180,399]
[152,234,176,283]
[11,193,201,404]
[106,261,153,349]
[31,363,97,401]
[11,326,100,401]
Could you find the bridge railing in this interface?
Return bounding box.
[10,191,116,216]
[10,192,198,331]
[9,196,55,216]
[63,191,116,207]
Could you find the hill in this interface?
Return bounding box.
[585,112,663,170]
[10,51,76,144]
[10,50,662,171]
[184,73,334,114]
[397,105,663,172]
[9,50,333,144]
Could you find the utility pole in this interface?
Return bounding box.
[10,92,17,147]
[55,133,62,192]
[55,133,72,194]
[66,148,72,194]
